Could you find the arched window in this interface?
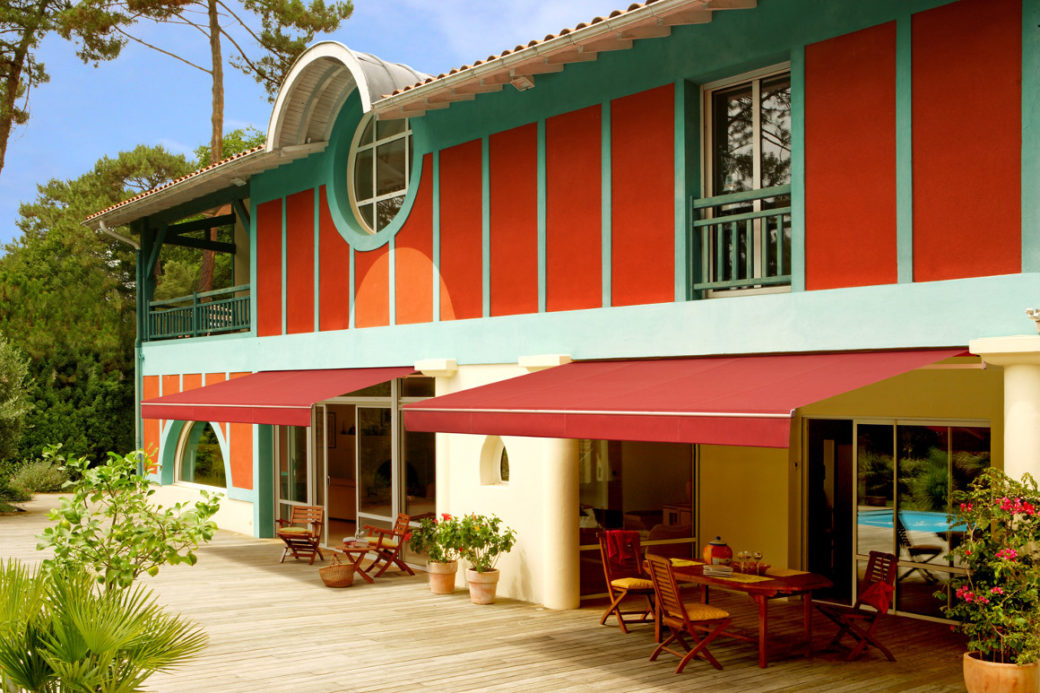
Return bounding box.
[178,422,227,488]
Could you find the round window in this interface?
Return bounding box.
[348,114,413,234]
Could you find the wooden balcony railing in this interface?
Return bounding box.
[691,184,792,293]
[146,284,250,341]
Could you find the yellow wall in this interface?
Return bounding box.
[799,362,1004,466]
[698,445,790,569]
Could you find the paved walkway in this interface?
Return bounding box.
[1,495,967,692]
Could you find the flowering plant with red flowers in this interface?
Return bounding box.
[457,513,517,573]
[942,468,1040,663]
[407,513,462,563]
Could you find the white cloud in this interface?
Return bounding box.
[156,138,194,156]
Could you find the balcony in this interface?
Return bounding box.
[146,284,250,341]
[691,184,792,293]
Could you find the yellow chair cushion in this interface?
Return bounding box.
[278,527,310,535]
[611,577,654,590]
[682,602,730,621]
[366,537,398,548]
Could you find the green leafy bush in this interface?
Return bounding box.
[409,513,463,563]
[37,450,221,590]
[10,445,69,494]
[458,513,517,573]
[942,469,1040,664]
[0,559,208,692]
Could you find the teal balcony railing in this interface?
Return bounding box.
[691,184,792,293]
[146,284,250,340]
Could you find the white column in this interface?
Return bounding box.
[541,437,579,610]
[970,335,1040,480]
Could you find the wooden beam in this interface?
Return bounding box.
[163,235,236,253]
[545,46,601,65]
[150,186,249,227]
[620,25,671,40]
[659,8,714,25]
[146,224,168,277]
[232,199,250,230]
[167,213,236,237]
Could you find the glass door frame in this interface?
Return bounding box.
[274,422,313,522]
[355,402,398,528]
[802,415,990,623]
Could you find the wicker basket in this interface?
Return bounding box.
[319,554,355,588]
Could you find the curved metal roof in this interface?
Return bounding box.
[266,42,430,152]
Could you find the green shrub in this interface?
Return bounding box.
[11,459,67,494]
[38,449,220,589]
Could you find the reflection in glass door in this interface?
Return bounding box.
[276,425,310,523]
[854,422,990,619]
[357,407,394,527]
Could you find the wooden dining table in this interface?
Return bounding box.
[669,563,833,668]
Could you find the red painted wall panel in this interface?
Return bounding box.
[913,0,1021,281]
[805,22,898,290]
[142,376,160,461]
[546,105,602,312]
[161,374,180,397]
[285,190,314,334]
[205,372,227,386]
[489,124,539,316]
[229,422,253,490]
[439,139,484,320]
[354,244,390,327]
[395,154,434,324]
[318,186,350,331]
[182,373,203,393]
[255,199,283,336]
[611,86,674,306]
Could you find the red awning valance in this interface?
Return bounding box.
[142,367,414,426]
[402,349,965,448]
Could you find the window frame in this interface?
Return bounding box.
[700,63,792,297]
[346,113,413,235]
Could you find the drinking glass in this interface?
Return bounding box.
[752,551,763,574]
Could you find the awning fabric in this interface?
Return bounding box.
[142,367,414,426]
[402,349,965,448]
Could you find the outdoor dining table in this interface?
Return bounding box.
[669,563,833,668]
[335,540,376,584]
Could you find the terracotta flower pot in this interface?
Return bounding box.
[963,652,1040,693]
[427,560,459,594]
[465,568,500,604]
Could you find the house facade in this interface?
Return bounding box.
[87,0,1039,618]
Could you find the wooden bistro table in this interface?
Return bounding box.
[670,563,833,668]
[337,540,376,584]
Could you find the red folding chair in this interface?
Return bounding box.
[362,513,416,578]
[598,530,655,634]
[817,550,898,661]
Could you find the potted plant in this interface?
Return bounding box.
[408,513,463,594]
[457,513,517,604]
[942,468,1040,693]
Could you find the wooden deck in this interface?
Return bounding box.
[2,496,967,692]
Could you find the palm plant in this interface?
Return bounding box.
[0,560,207,692]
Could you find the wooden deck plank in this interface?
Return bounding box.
[1,495,968,692]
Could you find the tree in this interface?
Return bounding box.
[0,0,128,180]
[0,144,192,462]
[0,335,30,462]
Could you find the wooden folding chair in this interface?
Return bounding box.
[598,530,655,635]
[275,505,325,564]
[817,550,898,661]
[645,554,732,674]
[362,513,415,577]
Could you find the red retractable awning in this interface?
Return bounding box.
[142,366,414,426]
[403,349,966,448]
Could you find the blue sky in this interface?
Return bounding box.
[0,0,609,247]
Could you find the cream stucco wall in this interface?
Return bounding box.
[434,363,577,607]
[149,483,255,536]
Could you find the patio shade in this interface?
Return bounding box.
[142,366,414,426]
[402,349,966,447]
